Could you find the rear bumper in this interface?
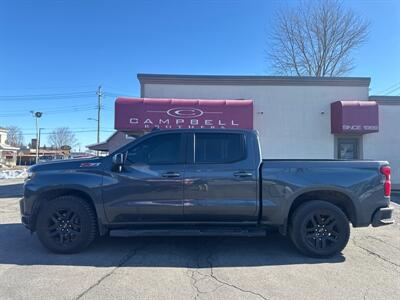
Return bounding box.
[372,206,394,227]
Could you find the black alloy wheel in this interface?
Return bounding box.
[36,196,97,254]
[302,210,340,250]
[46,208,82,245]
[290,200,350,258]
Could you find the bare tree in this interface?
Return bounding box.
[48,127,77,149]
[268,0,369,77]
[5,126,24,147]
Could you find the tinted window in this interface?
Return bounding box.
[127,133,183,165]
[195,133,246,164]
[337,138,360,160]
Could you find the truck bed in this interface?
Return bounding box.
[260,159,389,227]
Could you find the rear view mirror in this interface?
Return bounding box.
[112,153,125,172]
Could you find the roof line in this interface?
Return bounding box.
[369,95,400,105]
[86,131,118,148]
[137,73,371,87]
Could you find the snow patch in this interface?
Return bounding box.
[0,169,28,179]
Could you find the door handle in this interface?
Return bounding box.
[233,171,253,178]
[162,171,181,178]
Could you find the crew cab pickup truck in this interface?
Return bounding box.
[20,129,394,257]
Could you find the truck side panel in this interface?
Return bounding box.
[260,160,389,227]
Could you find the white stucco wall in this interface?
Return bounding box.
[143,83,369,159]
[363,104,400,189]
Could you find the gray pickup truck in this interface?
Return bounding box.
[20,129,394,257]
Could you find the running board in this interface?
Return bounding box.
[110,228,267,237]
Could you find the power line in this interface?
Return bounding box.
[0,89,132,100]
[0,107,98,117]
[384,85,400,95]
[0,91,97,102]
[19,127,114,131]
[0,91,95,98]
[19,129,115,136]
[0,84,97,92]
[104,91,134,98]
[2,104,99,114]
[0,95,97,102]
[376,81,400,95]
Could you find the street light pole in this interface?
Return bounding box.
[38,128,43,159]
[31,111,43,164]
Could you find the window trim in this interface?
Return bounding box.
[191,132,248,165]
[125,132,186,166]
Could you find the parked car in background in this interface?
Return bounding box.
[38,155,65,163]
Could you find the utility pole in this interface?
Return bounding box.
[96,85,103,144]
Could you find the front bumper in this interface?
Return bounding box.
[372,206,394,227]
[19,198,34,230]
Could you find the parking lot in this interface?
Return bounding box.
[0,178,399,300]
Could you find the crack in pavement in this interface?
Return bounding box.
[352,237,400,270]
[74,242,148,300]
[206,260,269,300]
[187,268,221,300]
[185,245,223,300]
[363,286,370,300]
[365,235,400,252]
[203,241,269,300]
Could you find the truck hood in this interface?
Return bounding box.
[29,157,105,173]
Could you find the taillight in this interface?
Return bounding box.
[380,166,391,197]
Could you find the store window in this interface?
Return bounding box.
[337,137,361,160]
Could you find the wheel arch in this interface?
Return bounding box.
[288,189,357,227]
[32,187,107,235]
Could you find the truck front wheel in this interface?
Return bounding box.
[36,196,97,254]
[290,200,350,258]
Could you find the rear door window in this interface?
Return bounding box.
[194,133,246,164]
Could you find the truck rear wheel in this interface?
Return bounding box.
[290,200,350,258]
[36,196,97,254]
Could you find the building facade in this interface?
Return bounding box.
[109,74,400,189]
[87,131,134,154]
[140,74,400,188]
[0,128,19,167]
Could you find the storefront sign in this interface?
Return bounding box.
[331,101,379,134]
[115,98,253,131]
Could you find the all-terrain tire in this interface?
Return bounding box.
[36,196,97,254]
[290,200,350,258]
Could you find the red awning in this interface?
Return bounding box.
[331,101,379,134]
[115,98,253,131]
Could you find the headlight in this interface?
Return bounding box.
[25,170,34,182]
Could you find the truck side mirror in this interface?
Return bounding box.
[112,153,125,172]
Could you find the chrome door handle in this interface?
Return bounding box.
[162,172,181,178]
[233,171,253,178]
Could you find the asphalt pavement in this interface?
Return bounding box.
[0,179,399,300]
